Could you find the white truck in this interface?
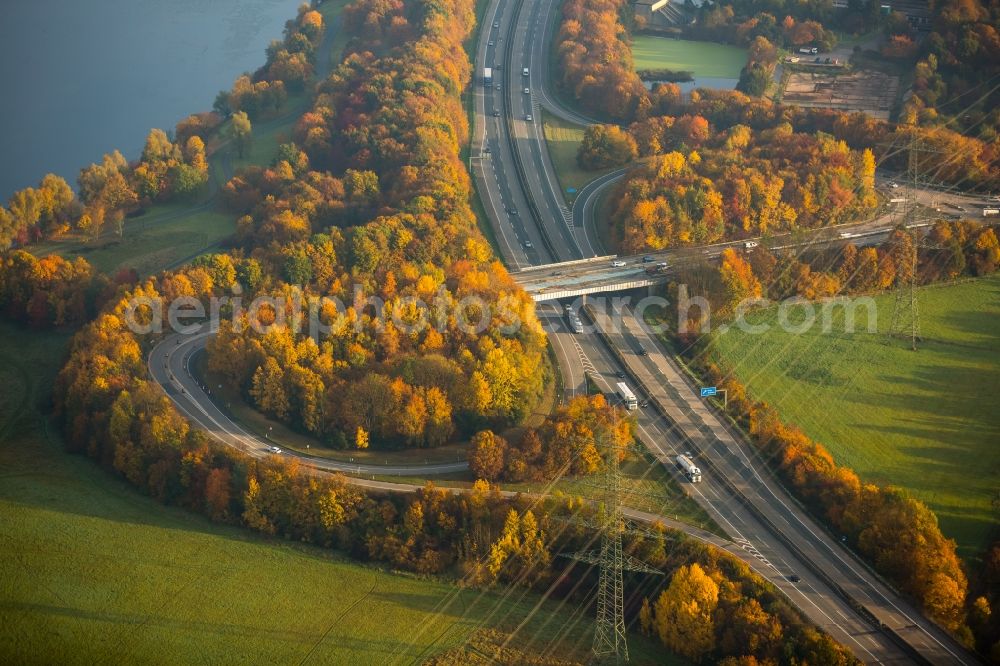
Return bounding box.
[676,454,702,483]
[616,382,638,410]
[798,47,819,55]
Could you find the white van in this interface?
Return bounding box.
[744,241,759,249]
[522,67,529,77]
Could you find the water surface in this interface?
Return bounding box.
[0,0,300,199]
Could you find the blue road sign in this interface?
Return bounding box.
[700,386,717,397]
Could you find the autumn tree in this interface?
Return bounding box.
[232,111,253,158]
[577,124,638,170]
[719,248,763,316]
[653,563,720,660]
[469,430,508,481]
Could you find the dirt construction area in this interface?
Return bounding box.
[783,69,899,120]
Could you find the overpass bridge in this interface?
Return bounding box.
[514,255,669,301]
[512,219,933,301]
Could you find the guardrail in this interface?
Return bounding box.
[516,254,617,273]
[579,303,937,665]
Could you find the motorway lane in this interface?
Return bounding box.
[148,327,469,477]
[588,303,972,665]
[473,0,549,266]
[571,167,627,255]
[538,305,911,663]
[506,0,583,262]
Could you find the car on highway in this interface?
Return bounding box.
[492,109,500,117]
[615,370,626,379]
[642,255,655,262]
[889,181,899,188]
[523,87,530,94]
[525,113,533,121]
[523,239,533,249]
[488,40,494,46]
[744,240,759,249]
[507,207,518,215]
[494,84,501,90]
[637,347,647,356]
[611,259,626,267]
[268,446,282,454]
[639,399,649,408]
[493,20,499,27]
[788,574,801,583]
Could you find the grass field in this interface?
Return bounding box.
[708,276,1000,561]
[0,321,680,664]
[34,206,234,277]
[631,37,746,79]
[541,110,618,204]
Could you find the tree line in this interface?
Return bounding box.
[468,395,634,482]
[0,251,108,327]
[213,5,326,119]
[0,5,328,252]
[901,0,1000,137]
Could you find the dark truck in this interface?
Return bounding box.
[645,262,669,275]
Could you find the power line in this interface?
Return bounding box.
[559,427,663,663]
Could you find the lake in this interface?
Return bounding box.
[0,0,301,200]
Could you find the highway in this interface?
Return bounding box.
[583,303,970,664]
[141,1,980,663]
[481,3,975,663]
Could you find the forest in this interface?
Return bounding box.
[610,120,877,251]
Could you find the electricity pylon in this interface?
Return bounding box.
[561,435,663,663]
[887,134,939,351]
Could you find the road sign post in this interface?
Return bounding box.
[700,386,727,408]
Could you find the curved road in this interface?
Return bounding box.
[148,328,468,477]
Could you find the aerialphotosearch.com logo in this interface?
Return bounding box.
[121,282,879,340]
